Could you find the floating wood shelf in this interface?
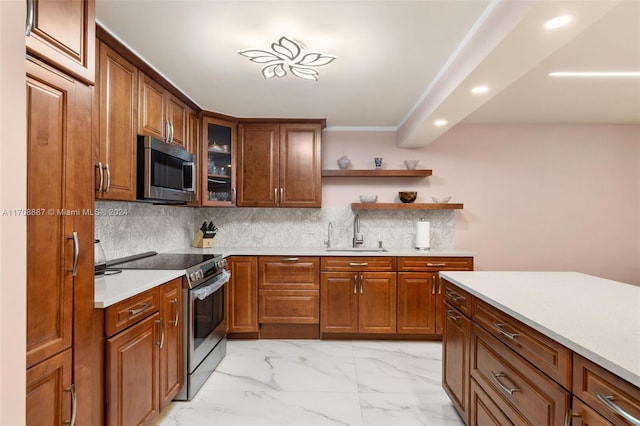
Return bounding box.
[351,203,464,210]
[322,169,432,177]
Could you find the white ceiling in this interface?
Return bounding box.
[96,0,640,147]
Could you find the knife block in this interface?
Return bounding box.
[191,230,214,248]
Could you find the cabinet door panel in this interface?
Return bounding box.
[26,60,77,368]
[358,272,396,333]
[320,272,358,333]
[167,95,187,148]
[227,256,258,333]
[26,0,95,83]
[160,279,183,409]
[106,313,160,426]
[279,123,321,207]
[138,73,165,140]
[442,303,471,423]
[96,41,137,200]
[237,123,279,206]
[26,348,73,426]
[397,272,436,334]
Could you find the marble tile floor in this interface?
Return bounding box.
[152,340,464,426]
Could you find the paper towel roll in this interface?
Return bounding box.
[415,220,430,249]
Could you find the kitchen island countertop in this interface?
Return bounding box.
[440,271,640,388]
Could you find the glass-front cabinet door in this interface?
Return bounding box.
[202,116,237,206]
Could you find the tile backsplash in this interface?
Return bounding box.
[95,201,456,260]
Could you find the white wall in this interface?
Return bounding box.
[323,125,640,285]
[0,0,27,424]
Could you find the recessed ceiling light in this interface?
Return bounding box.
[238,36,336,81]
[434,119,448,127]
[471,85,489,94]
[549,71,640,77]
[544,14,573,30]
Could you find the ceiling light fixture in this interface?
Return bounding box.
[471,85,489,94]
[549,71,640,77]
[238,36,336,81]
[434,119,448,127]
[544,14,573,29]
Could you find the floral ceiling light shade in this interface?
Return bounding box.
[238,36,336,81]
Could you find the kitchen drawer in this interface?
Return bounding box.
[320,256,395,271]
[397,256,473,272]
[469,378,514,426]
[258,290,319,324]
[105,286,160,337]
[573,354,640,426]
[571,397,614,426]
[259,256,319,290]
[443,280,472,316]
[471,323,570,426]
[472,297,572,389]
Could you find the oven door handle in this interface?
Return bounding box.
[192,270,230,301]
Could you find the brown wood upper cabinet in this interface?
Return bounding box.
[25,0,96,85]
[202,116,237,206]
[237,122,323,207]
[94,40,138,200]
[138,72,189,149]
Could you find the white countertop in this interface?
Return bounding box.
[169,246,476,257]
[95,246,474,308]
[440,271,640,388]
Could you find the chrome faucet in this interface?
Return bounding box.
[353,214,364,247]
[324,222,332,248]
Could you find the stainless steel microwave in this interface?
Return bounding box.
[137,135,196,203]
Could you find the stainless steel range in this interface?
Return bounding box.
[111,252,230,401]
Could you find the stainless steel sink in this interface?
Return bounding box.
[325,247,388,252]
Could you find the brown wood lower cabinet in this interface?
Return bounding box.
[442,279,640,426]
[227,256,258,335]
[105,279,182,426]
[26,348,74,426]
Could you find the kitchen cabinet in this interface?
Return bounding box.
[572,354,640,426]
[320,257,396,335]
[94,40,138,200]
[25,0,95,84]
[26,348,74,426]
[258,256,320,338]
[397,257,473,334]
[159,278,183,410]
[226,256,259,336]
[26,56,95,424]
[138,72,188,149]
[442,285,472,423]
[440,279,639,426]
[202,116,237,206]
[105,279,182,426]
[237,122,323,207]
[187,110,201,206]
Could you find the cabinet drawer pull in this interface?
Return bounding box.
[96,162,104,192]
[565,410,582,426]
[353,274,357,294]
[431,276,436,294]
[274,187,278,205]
[104,163,111,193]
[281,257,299,262]
[156,318,165,349]
[349,262,368,267]
[446,310,460,321]
[25,0,35,36]
[597,393,640,426]
[493,322,519,340]
[170,299,179,326]
[491,371,520,395]
[427,263,446,267]
[445,289,464,302]
[63,384,77,426]
[67,232,79,277]
[359,274,364,294]
[128,302,151,316]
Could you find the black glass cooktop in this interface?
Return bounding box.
[110,252,221,270]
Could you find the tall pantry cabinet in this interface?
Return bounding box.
[25,0,97,425]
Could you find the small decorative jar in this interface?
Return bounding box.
[337,155,351,169]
